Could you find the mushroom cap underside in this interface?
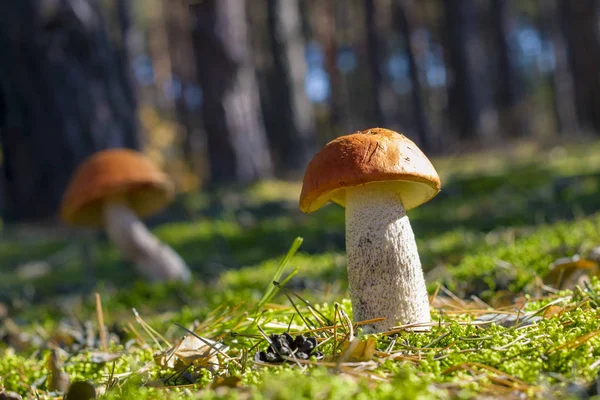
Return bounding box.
[60,149,174,227]
[299,128,440,213]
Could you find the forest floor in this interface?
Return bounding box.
[3,140,600,399]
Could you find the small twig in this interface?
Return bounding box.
[274,282,332,325]
[174,323,239,366]
[313,335,333,351]
[95,293,107,352]
[440,286,470,308]
[339,309,354,342]
[332,304,339,355]
[106,360,117,392]
[458,335,494,342]
[126,322,147,347]
[354,317,386,328]
[429,282,441,304]
[384,335,398,353]
[132,308,168,351]
[470,295,492,309]
[423,332,450,349]
[287,314,295,332]
[490,333,533,351]
[281,289,316,331]
[547,330,600,354]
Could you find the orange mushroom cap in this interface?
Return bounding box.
[299,128,440,213]
[60,149,174,227]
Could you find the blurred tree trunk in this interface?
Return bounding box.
[0,0,139,222]
[393,0,431,150]
[364,0,385,126]
[311,0,344,140]
[559,0,600,134]
[298,0,312,46]
[538,0,578,135]
[364,0,395,129]
[164,0,206,177]
[190,0,273,184]
[318,0,378,135]
[490,0,528,137]
[339,0,379,132]
[252,0,316,177]
[303,0,337,144]
[442,0,497,140]
[114,0,137,117]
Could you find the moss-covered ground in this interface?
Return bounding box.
[3,141,600,398]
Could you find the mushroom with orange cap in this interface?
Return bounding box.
[60,149,191,282]
[300,128,440,333]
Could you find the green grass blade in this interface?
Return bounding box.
[253,236,303,313]
[278,267,299,289]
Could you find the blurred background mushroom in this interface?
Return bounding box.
[60,149,191,283]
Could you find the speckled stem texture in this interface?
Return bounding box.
[345,185,430,333]
[104,203,191,282]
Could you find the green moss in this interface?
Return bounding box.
[444,214,600,298]
[5,143,600,398]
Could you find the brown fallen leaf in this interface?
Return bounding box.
[542,305,565,319]
[488,290,519,309]
[154,334,228,372]
[340,337,377,361]
[544,255,599,290]
[213,376,242,388]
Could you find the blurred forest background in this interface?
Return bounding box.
[0,0,598,223]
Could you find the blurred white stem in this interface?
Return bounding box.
[104,202,191,282]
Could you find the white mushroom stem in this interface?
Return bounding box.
[345,184,430,333]
[103,202,191,282]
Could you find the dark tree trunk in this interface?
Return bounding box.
[312,0,344,140]
[443,0,497,140]
[306,0,339,144]
[559,0,600,134]
[190,0,273,184]
[327,1,352,135]
[0,0,139,222]
[164,0,205,176]
[490,0,528,137]
[364,0,385,126]
[393,0,431,150]
[114,0,137,139]
[339,0,379,132]
[261,0,316,177]
[538,0,578,134]
[298,0,312,47]
[318,0,378,136]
